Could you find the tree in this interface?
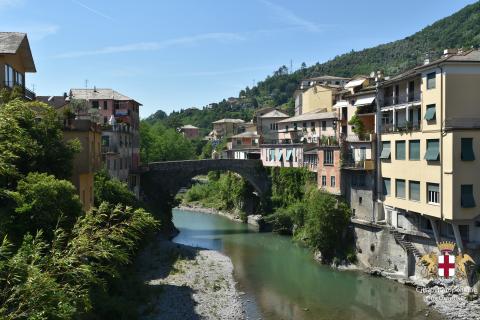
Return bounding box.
[0,99,80,188]
[5,172,83,243]
[94,169,139,208]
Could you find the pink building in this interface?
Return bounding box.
[69,88,141,197]
[180,125,200,139]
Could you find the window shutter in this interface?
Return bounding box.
[424,105,436,121]
[396,141,406,160]
[409,140,420,160]
[424,139,440,161]
[396,179,405,198]
[409,181,420,201]
[461,185,476,208]
[461,138,475,161]
[380,142,391,159]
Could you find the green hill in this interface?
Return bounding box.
[147,1,480,130]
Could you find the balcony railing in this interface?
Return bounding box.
[345,134,373,142]
[384,92,421,106]
[342,159,374,170]
[381,121,421,133]
[2,82,36,100]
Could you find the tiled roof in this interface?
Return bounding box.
[36,95,69,109]
[0,32,36,72]
[181,124,199,129]
[212,118,245,124]
[278,111,337,123]
[70,88,141,104]
[231,131,259,138]
[260,109,289,118]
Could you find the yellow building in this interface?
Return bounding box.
[294,84,341,115]
[0,32,36,99]
[379,49,480,249]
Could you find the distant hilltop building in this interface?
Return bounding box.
[206,118,245,141]
[179,124,199,139]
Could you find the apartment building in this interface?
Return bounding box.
[226,131,260,160]
[70,88,141,197]
[0,32,36,100]
[256,109,289,144]
[378,49,480,249]
[207,118,245,141]
[294,81,344,115]
[37,95,102,211]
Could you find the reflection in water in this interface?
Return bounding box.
[172,209,442,320]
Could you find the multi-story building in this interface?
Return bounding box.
[37,95,101,211]
[378,49,480,251]
[207,118,245,141]
[256,109,289,144]
[69,88,141,197]
[226,131,260,160]
[294,77,347,115]
[179,124,200,139]
[0,32,36,100]
[299,75,350,90]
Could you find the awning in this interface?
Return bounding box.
[424,106,436,121]
[345,78,366,89]
[424,140,439,161]
[277,149,283,161]
[286,149,293,161]
[380,142,391,159]
[354,96,375,107]
[333,101,348,108]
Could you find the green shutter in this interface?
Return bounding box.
[396,179,405,198]
[286,149,293,161]
[270,149,275,161]
[380,142,391,159]
[424,105,436,121]
[424,140,440,161]
[409,140,420,160]
[396,141,406,160]
[409,181,420,201]
[383,178,391,196]
[461,138,475,161]
[277,149,283,161]
[461,185,476,208]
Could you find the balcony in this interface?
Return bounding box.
[381,121,421,133]
[384,92,421,107]
[342,159,374,170]
[2,82,36,100]
[344,134,373,143]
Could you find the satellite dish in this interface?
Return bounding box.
[370,71,375,78]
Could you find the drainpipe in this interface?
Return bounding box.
[375,73,383,223]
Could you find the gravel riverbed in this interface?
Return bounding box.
[137,235,245,320]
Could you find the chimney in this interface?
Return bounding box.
[442,48,458,58]
[424,53,430,65]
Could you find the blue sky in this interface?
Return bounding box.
[1,0,476,117]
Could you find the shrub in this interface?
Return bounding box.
[94,169,139,208]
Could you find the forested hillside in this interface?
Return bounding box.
[147,1,480,131]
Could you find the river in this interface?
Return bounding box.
[172,208,443,320]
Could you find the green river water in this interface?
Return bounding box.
[172,209,443,320]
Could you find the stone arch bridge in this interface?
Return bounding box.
[141,159,271,200]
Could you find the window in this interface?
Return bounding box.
[427,72,436,89]
[15,72,23,86]
[106,159,110,170]
[380,141,391,159]
[427,183,440,204]
[425,139,440,161]
[303,122,307,128]
[4,64,14,87]
[396,141,406,160]
[331,176,336,187]
[425,104,436,121]
[409,181,420,201]
[91,100,99,108]
[311,122,315,128]
[383,178,391,196]
[420,216,432,231]
[461,185,476,208]
[359,197,362,205]
[396,179,406,199]
[114,101,120,110]
[352,174,366,188]
[285,125,289,131]
[103,101,108,110]
[321,121,326,130]
[236,139,242,145]
[101,136,109,147]
[461,138,475,161]
[322,175,327,187]
[409,140,420,160]
[324,149,334,165]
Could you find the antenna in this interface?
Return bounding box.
[290,59,293,74]
[85,79,89,90]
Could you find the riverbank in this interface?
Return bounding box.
[177,204,244,223]
[137,234,244,320]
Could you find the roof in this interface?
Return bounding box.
[36,95,69,109]
[212,118,245,124]
[303,75,350,81]
[0,32,36,72]
[231,131,259,138]
[278,111,337,123]
[180,124,199,129]
[345,78,367,89]
[260,109,289,118]
[70,88,142,105]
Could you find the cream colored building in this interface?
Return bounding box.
[379,49,480,249]
[294,83,342,115]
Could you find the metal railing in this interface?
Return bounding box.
[2,82,36,100]
[384,92,421,106]
[381,121,421,133]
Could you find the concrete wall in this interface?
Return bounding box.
[343,171,375,221]
[301,85,335,114]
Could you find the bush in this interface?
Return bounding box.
[94,169,139,208]
[6,172,83,243]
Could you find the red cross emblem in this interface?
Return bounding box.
[438,253,455,278]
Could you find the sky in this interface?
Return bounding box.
[1,0,477,118]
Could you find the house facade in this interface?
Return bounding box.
[378,49,480,250]
[69,88,141,197]
[180,124,200,139]
[0,32,36,100]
